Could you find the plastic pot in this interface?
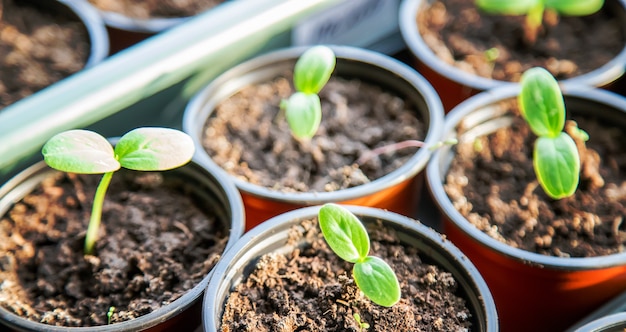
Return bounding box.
[2,0,109,106]
[203,205,498,331]
[0,158,245,331]
[84,0,227,54]
[426,84,626,332]
[570,312,626,332]
[183,45,445,231]
[398,0,626,112]
[567,290,626,331]
[56,0,109,68]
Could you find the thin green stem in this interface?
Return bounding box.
[84,171,114,255]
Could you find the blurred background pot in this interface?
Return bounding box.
[85,0,228,54]
[203,205,498,331]
[426,85,626,332]
[183,45,444,231]
[1,0,109,109]
[398,0,626,112]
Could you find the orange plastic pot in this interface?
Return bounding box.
[83,1,228,54]
[426,84,626,332]
[183,45,445,231]
[398,0,626,113]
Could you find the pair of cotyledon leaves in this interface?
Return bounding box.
[476,0,604,16]
[42,127,194,174]
[319,203,401,307]
[519,67,584,199]
[284,45,336,140]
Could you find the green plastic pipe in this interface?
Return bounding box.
[0,0,342,175]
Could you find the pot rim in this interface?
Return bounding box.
[398,0,626,91]
[572,312,626,332]
[0,156,245,331]
[426,83,626,270]
[84,0,228,33]
[59,0,109,67]
[183,44,445,205]
[203,204,498,332]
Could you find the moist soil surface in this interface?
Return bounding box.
[445,100,626,257]
[221,218,473,331]
[0,0,90,109]
[0,169,228,327]
[89,0,225,19]
[202,75,426,193]
[418,0,625,82]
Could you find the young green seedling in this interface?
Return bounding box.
[107,306,115,325]
[475,0,604,43]
[41,127,195,255]
[353,313,370,331]
[318,203,400,307]
[518,67,586,199]
[280,45,336,140]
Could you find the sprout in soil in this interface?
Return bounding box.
[518,67,587,199]
[41,127,195,255]
[318,203,401,307]
[475,0,604,44]
[354,313,370,331]
[280,45,336,140]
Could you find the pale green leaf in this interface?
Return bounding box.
[546,0,604,15]
[115,128,195,171]
[294,45,336,94]
[534,133,580,199]
[285,92,322,140]
[475,0,540,14]
[318,204,369,263]
[353,256,401,307]
[519,67,565,138]
[42,130,119,174]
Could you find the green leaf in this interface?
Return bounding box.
[318,203,370,263]
[115,127,195,171]
[519,67,565,138]
[353,256,401,307]
[534,133,580,199]
[285,92,322,140]
[42,130,120,174]
[475,0,539,14]
[546,0,604,15]
[294,45,336,94]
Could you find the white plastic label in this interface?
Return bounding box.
[293,0,400,47]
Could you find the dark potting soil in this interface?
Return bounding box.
[418,0,625,82]
[202,75,426,193]
[0,0,90,109]
[445,100,626,257]
[221,219,473,331]
[88,0,225,19]
[0,169,228,326]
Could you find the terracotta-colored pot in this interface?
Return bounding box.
[0,158,245,331]
[426,84,626,332]
[183,45,445,231]
[84,1,226,54]
[398,0,626,112]
[203,205,498,331]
